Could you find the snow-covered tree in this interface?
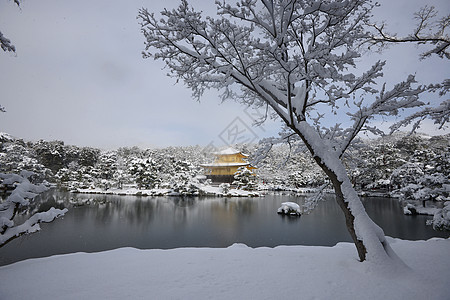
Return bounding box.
[78,147,100,167]
[0,0,19,119]
[129,158,160,190]
[166,160,201,195]
[138,0,448,263]
[370,5,449,60]
[0,134,51,182]
[0,31,15,53]
[96,151,118,181]
[369,5,449,133]
[233,166,258,190]
[0,0,20,53]
[427,201,450,231]
[0,171,67,247]
[388,135,449,204]
[348,140,404,191]
[253,141,326,188]
[33,140,66,173]
[219,182,231,194]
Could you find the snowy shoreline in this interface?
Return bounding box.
[70,183,326,198]
[72,184,261,197]
[0,237,448,299]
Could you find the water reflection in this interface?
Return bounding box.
[0,191,448,266]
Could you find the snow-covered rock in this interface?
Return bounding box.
[403,203,417,215]
[277,202,301,216]
[402,202,440,216]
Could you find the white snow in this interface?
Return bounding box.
[277,201,301,215]
[291,81,307,114]
[0,238,448,299]
[403,203,440,216]
[0,207,68,245]
[0,172,68,246]
[75,184,260,197]
[404,204,414,215]
[213,147,248,156]
[200,162,250,167]
[427,202,450,230]
[200,184,260,197]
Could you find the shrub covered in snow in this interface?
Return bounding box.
[233,167,258,191]
[219,183,231,194]
[427,202,450,230]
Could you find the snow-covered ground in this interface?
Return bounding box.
[0,238,448,300]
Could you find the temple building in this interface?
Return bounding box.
[200,147,257,183]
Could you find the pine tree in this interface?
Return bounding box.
[232,167,257,191]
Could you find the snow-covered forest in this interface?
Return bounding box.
[2,132,448,194]
[1,131,448,228]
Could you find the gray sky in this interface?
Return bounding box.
[1,0,449,149]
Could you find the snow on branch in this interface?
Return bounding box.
[0,0,21,53]
[0,172,67,247]
[389,99,450,134]
[302,183,329,214]
[139,1,259,100]
[369,6,450,59]
[0,31,16,53]
[139,0,377,114]
[334,75,425,157]
[365,75,425,117]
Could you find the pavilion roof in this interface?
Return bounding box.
[200,162,250,167]
[212,147,249,157]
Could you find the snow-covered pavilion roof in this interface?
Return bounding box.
[213,147,248,156]
[200,162,250,167]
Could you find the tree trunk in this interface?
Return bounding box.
[308,150,368,261]
[292,121,405,265]
[325,169,367,261]
[317,157,403,264]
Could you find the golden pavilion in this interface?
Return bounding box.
[200,147,257,183]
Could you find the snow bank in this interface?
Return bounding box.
[0,238,448,300]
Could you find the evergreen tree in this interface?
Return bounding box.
[233,167,257,191]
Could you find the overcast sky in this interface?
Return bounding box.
[0,0,449,149]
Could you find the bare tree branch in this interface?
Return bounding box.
[369,6,450,59]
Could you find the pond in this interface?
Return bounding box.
[0,190,448,266]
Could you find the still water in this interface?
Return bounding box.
[1,190,448,266]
